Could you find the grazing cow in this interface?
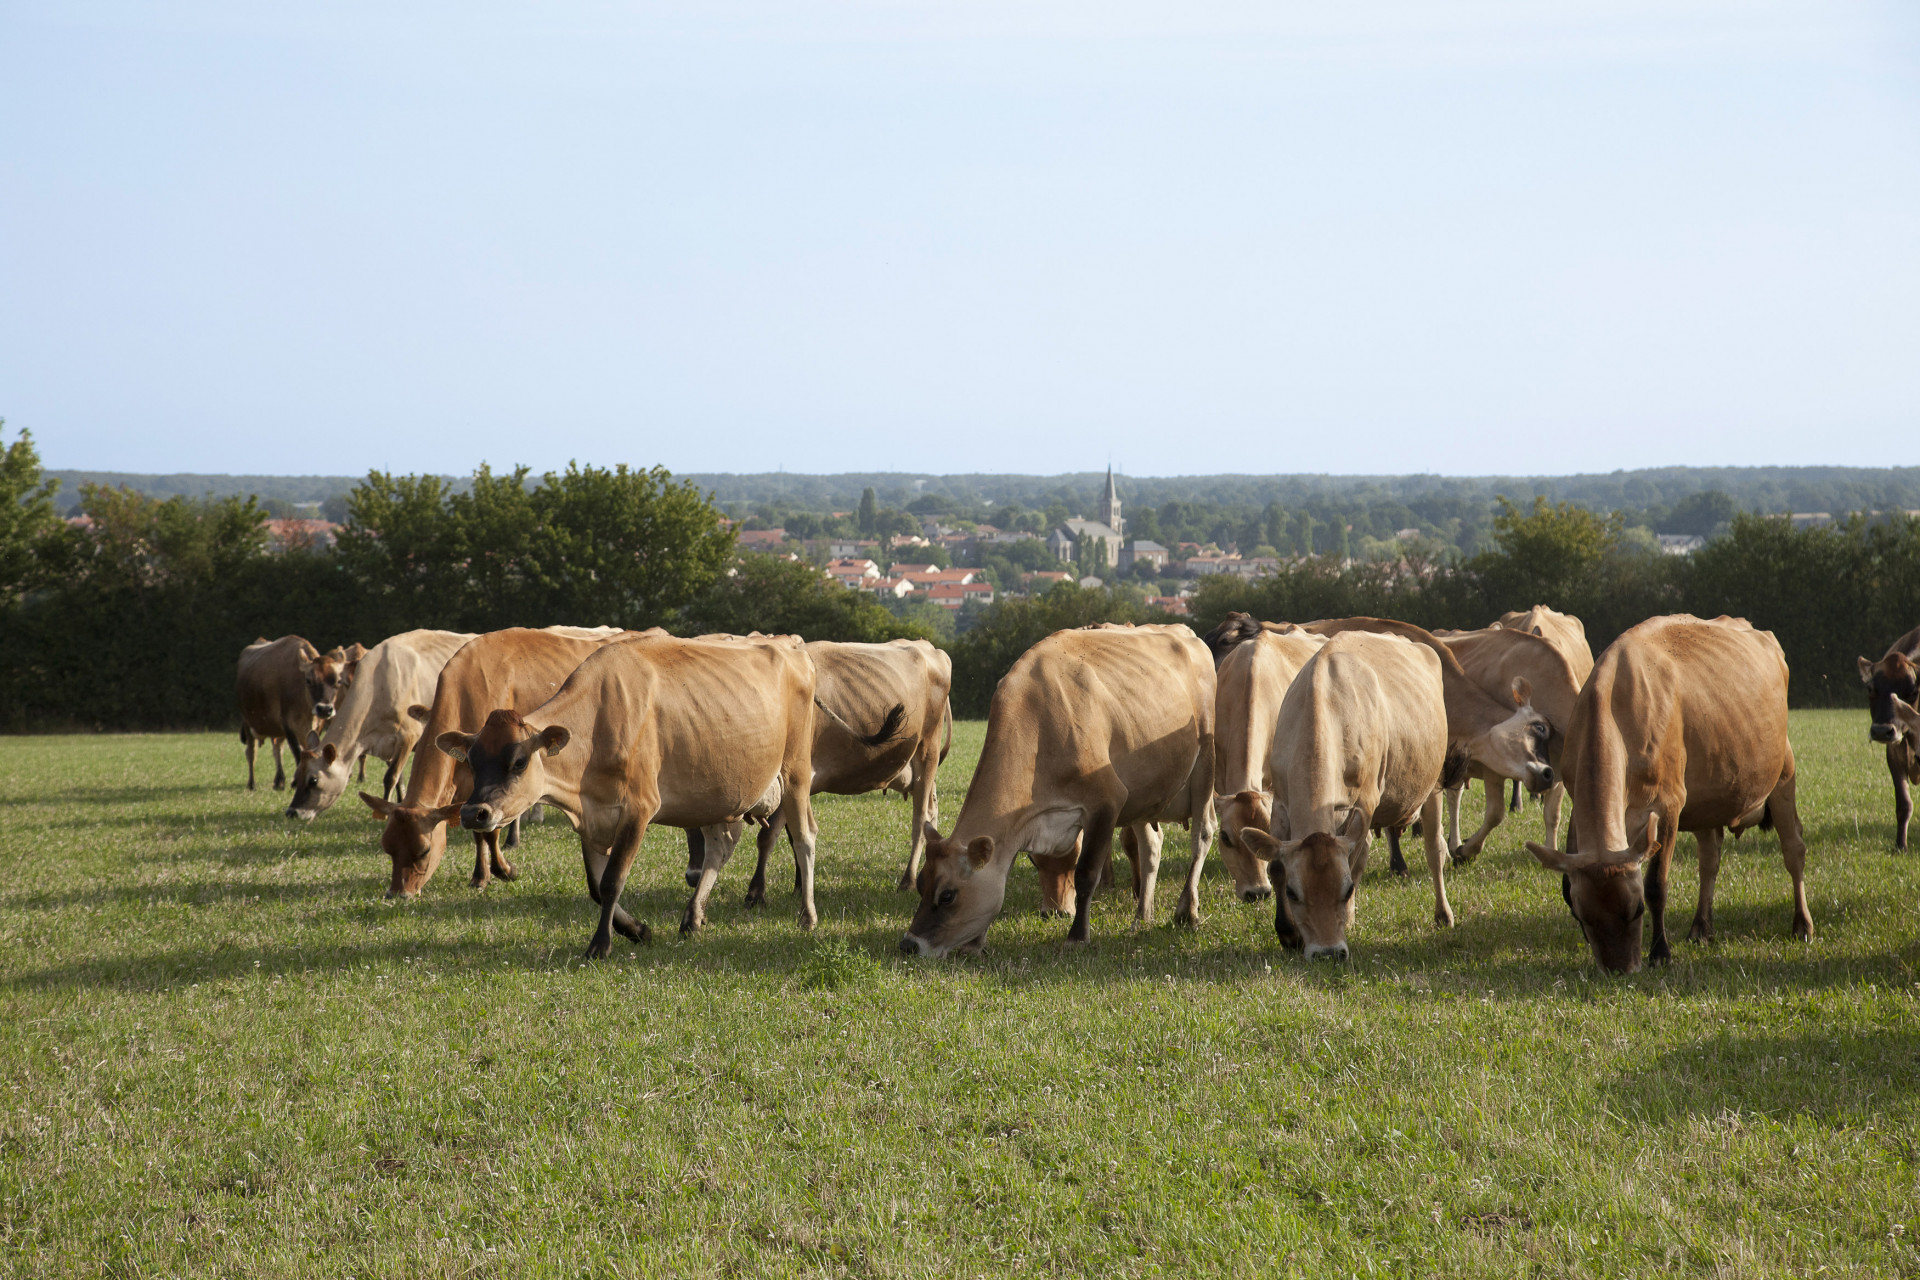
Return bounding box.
[683,639,953,902]
[1525,614,1812,973]
[1207,620,1327,901]
[1235,631,1454,961]
[900,624,1217,957]
[285,629,478,820]
[1857,625,1920,850]
[236,636,365,791]
[359,626,637,898]
[435,634,822,956]
[1303,617,1555,869]
[1437,626,1584,859]
[1495,605,1595,683]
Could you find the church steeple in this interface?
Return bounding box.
[1100,466,1123,537]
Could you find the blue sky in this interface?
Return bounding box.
[2,2,1916,478]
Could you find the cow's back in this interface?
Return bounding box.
[339,629,478,758]
[1497,606,1594,684]
[237,635,312,737]
[1442,627,1581,734]
[1567,614,1789,835]
[1276,631,1446,835]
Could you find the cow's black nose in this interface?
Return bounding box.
[897,936,918,955]
[460,803,491,830]
[1871,723,1897,744]
[315,703,335,719]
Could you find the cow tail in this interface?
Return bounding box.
[1440,745,1471,792]
[1759,799,1775,833]
[813,697,909,747]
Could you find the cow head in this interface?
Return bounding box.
[301,643,363,724]
[286,737,351,821]
[360,792,462,898]
[435,710,568,834]
[1242,811,1368,961]
[1468,677,1556,794]
[899,822,1003,958]
[1526,814,1658,973]
[1214,789,1275,901]
[1859,652,1920,745]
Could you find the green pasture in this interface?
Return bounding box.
[1,712,1917,1277]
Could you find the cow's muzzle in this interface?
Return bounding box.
[314,703,336,720]
[1526,763,1555,794]
[284,806,316,823]
[460,803,504,832]
[1305,942,1349,962]
[1871,723,1898,745]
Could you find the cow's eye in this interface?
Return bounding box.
[1339,883,1355,904]
[936,889,956,907]
[511,757,527,774]
[1630,901,1646,922]
[1285,886,1302,904]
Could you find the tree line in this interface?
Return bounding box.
[3,425,1913,729]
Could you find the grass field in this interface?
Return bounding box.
[2,711,1918,1278]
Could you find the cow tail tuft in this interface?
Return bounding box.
[1759,800,1775,833]
[863,703,909,748]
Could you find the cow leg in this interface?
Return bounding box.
[1128,822,1166,925]
[357,755,367,783]
[783,792,822,932]
[683,826,705,889]
[744,817,783,907]
[243,728,258,791]
[1688,825,1724,943]
[1443,784,1462,853]
[380,755,401,802]
[1509,778,1522,814]
[681,821,743,934]
[491,826,519,882]
[1770,763,1814,941]
[581,839,648,943]
[1645,816,1678,965]
[1889,745,1912,852]
[589,817,654,958]
[1453,779,1506,866]
[471,830,494,889]
[270,738,287,791]
[1066,809,1118,944]
[1386,826,1407,876]
[1423,791,1453,928]
[897,761,938,891]
[1540,781,1566,852]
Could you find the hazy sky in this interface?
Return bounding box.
[3,2,1917,478]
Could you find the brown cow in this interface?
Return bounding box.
[1236,630,1454,960]
[681,639,952,902]
[1438,626,1584,859]
[1857,625,1920,849]
[1526,615,1812,973]
[1495,605,1595,683]
[436,633,821,956]
[1209,622,1326,901]
[358,626,639,898]
[900,624,1217,957]
[236,636,364,791]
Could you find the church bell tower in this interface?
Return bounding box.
[1100,465,1123,537]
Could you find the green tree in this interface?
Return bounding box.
[1471,495,1620,606]
[680,554,930,643]
[858,487,878,535]
[73,485,268,588]
[334,471,466,625]
[0,423,66,601]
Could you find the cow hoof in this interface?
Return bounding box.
[493,864,518,883]
[679,902,703,935]
[1687,921,1713,944]
[1450,847,1481,867]
[1172,907,1200,929]
[896,873,916,892]
[583,937,614,960]
[683,869,701,889]
[614,918,651,944]
[469,874,489,890]
[1649,944,1672,966]
[743,888,766,908]
[1793,915,1813,941]
[1433,910,1455,929]
[797,912,817,932]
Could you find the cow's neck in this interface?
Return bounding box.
[1569,682,1633,857]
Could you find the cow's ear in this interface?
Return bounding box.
[965,836,995,869]
[297,639,320,662]
[1525,840,1575,873]
[406,704,430,724]
[1510,675,1533,706]
[320,743,338,766]
[428,802,464,824]
[1640,812,1662,859]
[305,729,321,751]
[1238,829,1281,859]
[538,726,570,756]
[921,820,947,847]
[1859,656,1877,685]
[1892,695,1920,732]
[359,792,397,818]
[344,643,368,662]
[435,731,474,762]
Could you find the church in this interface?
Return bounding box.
[1044,468,1126,568]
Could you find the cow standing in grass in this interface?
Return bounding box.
[1527,614,1812,973]
[900,624,1217,957]
[285,628,478,819]
[360,626,634,898]
[1237,631,1456,961]
[236,636,365,792]
[1439,625,1584,858]
[1857,625,1920,850]
[438,633,833,956]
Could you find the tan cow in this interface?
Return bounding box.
[1303,618,1554,873]
[1210,622,1327,901]
[1525,614,1812,973]
[1437,626,1584,859]
[358,626,638,899]
[900,624,1217,957]
[285,629,478,819]
[684,639,952,903]
[1495,605,1595,683]
[1856,625,1920,849]
[236,636,365,791]
[1236,631,1454,960]
[435,633,821,956]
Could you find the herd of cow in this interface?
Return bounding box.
[232,609,1920,974]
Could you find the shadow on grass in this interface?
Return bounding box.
[1605,1028,1920,1122]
